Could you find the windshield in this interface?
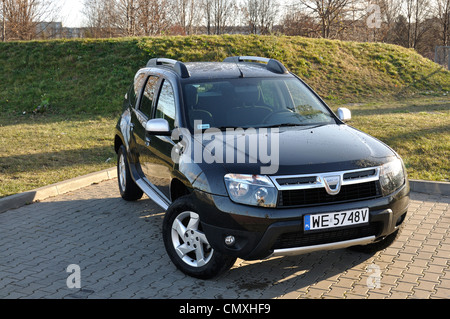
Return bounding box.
[182,77,336,131]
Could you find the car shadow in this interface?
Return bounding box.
[216,248,376,299]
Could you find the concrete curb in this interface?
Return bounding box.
[409,179,450,196]
[0,167,117,214]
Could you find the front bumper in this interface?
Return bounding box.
[194,181,410,260]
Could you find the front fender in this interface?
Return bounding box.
[178,158,228,196]
[118,109,132,151]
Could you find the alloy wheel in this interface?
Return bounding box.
[118,153,127,192]
[170,211,213,268]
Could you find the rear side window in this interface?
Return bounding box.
[155,80,176,130]
[139,75,159,118]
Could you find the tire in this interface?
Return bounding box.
[117,145,143,201]
[349,227,402,254]
[163,196,237,279]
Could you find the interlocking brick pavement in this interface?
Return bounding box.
[0,179,449,299]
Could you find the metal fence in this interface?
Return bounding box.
[435,46,450,69]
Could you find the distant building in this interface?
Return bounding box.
[35,22,85,39]
[62,27,86,39]
[35,22,63,39]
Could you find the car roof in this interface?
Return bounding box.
[183,62,291,80]
[145,57,293,81]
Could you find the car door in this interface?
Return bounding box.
[130,74,162,186]
[141,79,178,200]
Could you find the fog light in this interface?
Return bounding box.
[224,236,235,246]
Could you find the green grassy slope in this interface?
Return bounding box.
[1,35,449,118]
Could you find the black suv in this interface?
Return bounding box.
[114,56,410,279]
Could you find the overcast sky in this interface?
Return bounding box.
[60,0,84,28]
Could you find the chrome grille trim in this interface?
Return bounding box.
[270,167,381,191]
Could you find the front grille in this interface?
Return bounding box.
[272,223,381,250]
[275,176,318,186]
[343,169,377,181]
[278,181,381,207]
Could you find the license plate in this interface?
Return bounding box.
[304,208,369,232]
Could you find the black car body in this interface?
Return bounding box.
[114,57,410,279]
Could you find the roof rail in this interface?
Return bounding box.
[146,58,190,78]
[223,56,288,74]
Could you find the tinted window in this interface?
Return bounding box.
[128,73,147,109]
[139,75,159,117]
[126,84,135,108]
[155,80,176,130]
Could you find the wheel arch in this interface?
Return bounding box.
[114,134,124,154]
[170,178,191,202]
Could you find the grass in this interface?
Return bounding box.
[1,35,449,118]
[0,115,117,197]
[329,96,449,183]
[0,35,449,198]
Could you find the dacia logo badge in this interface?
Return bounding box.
[323,175,342,196]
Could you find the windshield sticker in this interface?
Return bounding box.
[197,123,211,130]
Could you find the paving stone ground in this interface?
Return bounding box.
[0,179,449,299]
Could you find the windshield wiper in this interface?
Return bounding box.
[213,126,252,131]
[259,123,310,128]
[260,123,332,129]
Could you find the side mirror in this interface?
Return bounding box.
[145,118,171,136]
[337,108,352,122]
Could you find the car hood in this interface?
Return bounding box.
[192,124,396,176]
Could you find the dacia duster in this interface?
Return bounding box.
[114,56,410,279]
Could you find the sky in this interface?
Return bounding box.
[60,0,84,28]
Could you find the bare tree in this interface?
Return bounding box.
[83,0,120,37]
[435,0,450,46]
[212,0,235,34]
[2,0,59,40]
[138,0,170,35]
[297,0,356,38]
[243,0,279,34]
[1,0,6,41]
[84,0,173,37]
[376,0,403,42]
[200,0,212,34]
[244,0,258,33]
[116,0,138,36]
[280,8,320,36]
[169,0,199,35]
[75,0,443,59]
[404,0,432,49]
[351,0,403,43]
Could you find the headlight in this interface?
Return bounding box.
[224,174,278,208]
[380,158,406,196]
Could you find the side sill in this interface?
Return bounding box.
[128,160,171,211]
[135,178,170,211]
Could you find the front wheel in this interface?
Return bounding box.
[163,196,237,279]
